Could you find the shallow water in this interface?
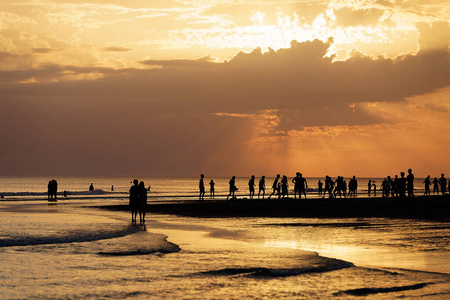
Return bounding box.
[0,200,449,299]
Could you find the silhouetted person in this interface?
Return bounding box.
[129,179,139,223]
[280,175,288,198]
[199,174,205,201]
[439,174,447,195]
[269,174,280,199]
[47,179,58,201]
[258,176,265,199]
[423,175,431,196]
[248,175,256,199]
[406,169,414,198]
[324,176,333,198]
[382,178,390,198]
[372,182,377,196]
[367,180,372,196]
[398,172,407,198]
[348,176,357,198]
[48,180,52,201]
[209,180,215,198]
[89,183,94,191]
[63,190,67,197]
[227,176,237,200]
[432,177,439,195]
[334,176,345,198]
[111,185,114,191]
[147,185,151,192]
[293,172,307,199]
[138,181,147,225]
[318,180,323,196]
[393,175,399,197]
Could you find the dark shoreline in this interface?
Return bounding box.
[99,195,450,220]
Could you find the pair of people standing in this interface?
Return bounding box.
[47,179,58,201]
[199,174,215,200]
[129,179,148,224]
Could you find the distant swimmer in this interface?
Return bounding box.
[199,174,205,201]
[268,174,280,199]
[89,183,94,191]
[248,175,256,199]
[258,176,265,199]
[209,180,215,198]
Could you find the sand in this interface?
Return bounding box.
[100,195,450,220]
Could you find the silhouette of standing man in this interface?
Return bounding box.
[248,175,256,199]
[129,179,139,223]
[406,169,414,198]
[199,174,205,201]
[258,176,265,199]
[439,174,447,195]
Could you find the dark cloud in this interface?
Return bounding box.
[101,46,133,52]
[32,48,60,54]
[0,24,449,176]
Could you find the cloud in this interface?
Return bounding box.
[101,46,133,52]
[0,21,449,176]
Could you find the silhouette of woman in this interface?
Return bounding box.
[138,181,147,225]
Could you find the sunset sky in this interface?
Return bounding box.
[1,0,449,177]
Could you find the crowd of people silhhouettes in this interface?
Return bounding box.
[198,169,449,201]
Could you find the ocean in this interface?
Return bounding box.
[1,177,449,298]
[0,176,434,201]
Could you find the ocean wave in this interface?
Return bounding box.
[194,259,354,278]
[0,225,139,247]
[333,282,431,296]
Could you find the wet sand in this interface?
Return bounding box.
[101,195,450,220]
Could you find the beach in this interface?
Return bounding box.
[1,194,449,299]
[103,195,450,220]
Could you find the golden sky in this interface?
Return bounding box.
[0,0,449,177]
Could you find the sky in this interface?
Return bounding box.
[0,0,449,178]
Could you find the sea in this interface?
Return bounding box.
[1,176,449,299]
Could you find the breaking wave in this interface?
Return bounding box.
[333,282,431,296]
[194,259,354,278]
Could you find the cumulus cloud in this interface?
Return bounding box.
[0,20,449,176]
